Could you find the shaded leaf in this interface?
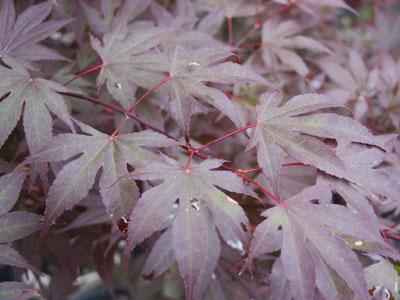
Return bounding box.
[0,244,40,274]
[0,0,69,63]
[0,168,26,216]
[91,21,170,107]
[0,57,73,153]
[125,157,250,299]
[261,20,330,76]
[165,46,271,129]
[0,211,41,243]
[248,185,389,299]
[30,122,177,235]
[248,92,381,191]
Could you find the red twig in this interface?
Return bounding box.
[197,124,256,152]
[59,92,283,206]
[390,220,400,229]
[385,232,400,242]
[63,63,104,86]
[282,162,309,167]
[236,172,284,206]
[111,76,173,137]
[126,76,173,113]
[57,91,177,141]
[227,17,234,46]
[235,3,293,49]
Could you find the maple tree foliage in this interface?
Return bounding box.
[0,0,400,299]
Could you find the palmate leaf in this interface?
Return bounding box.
[247,185,393,300]
[165,46,271,130]
[0,211,41,243]
[29,121,177,236]
[0,57,73,154]
[0,0,69,63]
[82,0,151,36]
[91,21,171,107]
[124,157,251,300]
[0,168,26,216]
[0,244,40,274]
[196,0,260,33]
[248,92,382,192]
[336,143,400,203]
[261,20,330,76]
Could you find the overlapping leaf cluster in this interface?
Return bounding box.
[0,0,400,299]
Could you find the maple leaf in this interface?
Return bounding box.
[261,20,330,76]
[196,0,260,34]
[0,168,26,215]
[0,211,41,243]
[0,0,70,64]
[90,21,171,107]
[57,195,109,233]
[149,1,228,50]
[29,121,177,236]
[335,143,400,203]
[82,0,151,37]
[0,244,41,275]
[0,57,74,154]
[164,46,271,130]
[248,92,382,193]
[247,185,392,300]
[319,51,379,119]
[0,168,41,275]
[124,157,251,300]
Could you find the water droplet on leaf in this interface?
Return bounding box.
[354,240,363,247]
[190,198,200,210]
[187,61,200,72]
[227,239,244,253]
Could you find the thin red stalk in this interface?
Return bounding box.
[390,220,400,229]
[235,26,259,48]
[242,41,264,49]
[126,76,173,113]
[63,63,104,86]
[184,148,196,170]
[58,91,282,206]
[269,3,293,20]
[237,172,284,206]
[282,162,309,167]
[235,167,261,174]
[111,76,173,137]
[57,91,178,141]
[235,3,293,49]
[227,17,234,46]
[197,124,256,152]
[110,116,129,138]
[385,232,400,242]
[191,149,282,205]
[235,0,262,48]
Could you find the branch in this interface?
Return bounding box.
[197,124,256,152]
[57,91,178,141]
